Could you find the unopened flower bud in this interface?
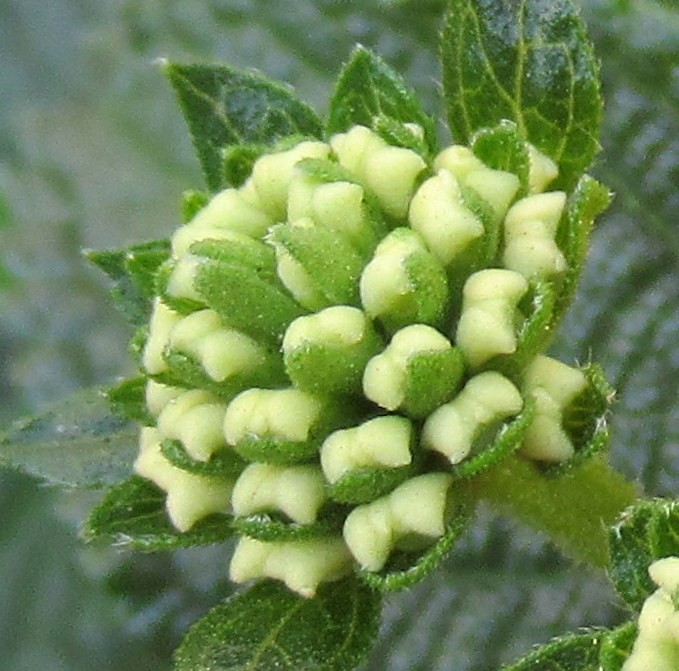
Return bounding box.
[408,169,485,266]
[283,306,382,396]
[142,299,183,375]
[229,535,352,598]
[422,372,523,464]
[503,192,567,278]
[527,145,559,194]
[363,324,464,418]
[359,228,449,333]
[519,356,587,462]
[343,473,452,571]
[455,269,529,368]
[232,462,327,524]
[134,427,233,531]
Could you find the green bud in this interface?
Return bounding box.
[223,387,337,463]
[343,473,452,572]
[171,187,273,257]
[363,324,464,419]
[359,227,450,333]
[434,145,520,221]
[331,125,426,219]
[527,144,559,194]
[320,415,413,485]
[248,140,331,221]
[156,389,229,462]
[232,462,327,525]
[142,299,183,375]
[455,269,529,368]
[503,192,567,279]
[268,219,365,311]
[408,169,485,266]
[287,174,379,254]
[421,372,523,464]
[229,535,352,598]
[519,356,588,462]
[282,306,382,396]
[134,427,233,532]
[622,557,679,671]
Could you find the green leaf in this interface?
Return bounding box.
[0,387,138,488]
[441,0,602,189]
[85,476,234,551]
[608,499,679,611]
[327,45,437,154]
[164,62,323,191]
[106,376,153,425]
[232,506,347,542]
[327,466,414,505]
[86,240,171,326]
[174,578,382,671]
[599,621,637,671]
[161,439,247,479]
[499,630,601,670]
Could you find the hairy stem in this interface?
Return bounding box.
[466,455,640,568]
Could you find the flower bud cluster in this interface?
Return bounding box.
[132,124,598,597]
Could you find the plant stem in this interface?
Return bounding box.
[465,455,640,568]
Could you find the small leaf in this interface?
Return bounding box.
[441,0,602,189]
[164,62,323,191]
[86,240,171,326]
[107,376,153,425]
[359,505,471,593]
[182,189,210,223]
[0,387,138,488]
[500,630,601,670]
[174,577,382,671]
[232,506,347,542]
[608,499,679,611]
[161,439,247,479]
[85,476,234,551]
[327,466,414,505]
[327,45,437,154]
[223,143,268,187]
[599,622,637,671]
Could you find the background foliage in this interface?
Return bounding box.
[1,1,677,669]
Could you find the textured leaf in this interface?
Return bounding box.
[85,476,234,551]
[328,46,437,154]
[174,578,382,671]
[0,387,137,488]
[86,240,171,326]
[441,0,602,189]
[161,440,247,479]
[165,62,324,191]
[499,630,601,670]
[608,499,679,611]
[599,622,637,671]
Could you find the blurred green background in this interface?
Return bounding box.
[1,1,678,669]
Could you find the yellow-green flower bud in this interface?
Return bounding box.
[359,227,449,333]
[519,356,588,462]
[232,462,327,524]
[142,299,183,375]
[287,175,378,254]
[145,380,183,417]
[503,192,567,279]
[320,415,413,485]
[362,324,464,419]
[622,557,679,671]
[343,473,452,571]
[455,269,529,368]
[167,309,272,384]
[434,145,520,221]
[282,306,382,396]
[223,387,333,463]
[156,389,229,462]
[421,372,523,464]
[408,169,485,266]
[527,144,559,194]
[331,125,426,219]
[229,535,352,598]
[171,187,273,257]
[248,140,331,221]
[134,427,233,531]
